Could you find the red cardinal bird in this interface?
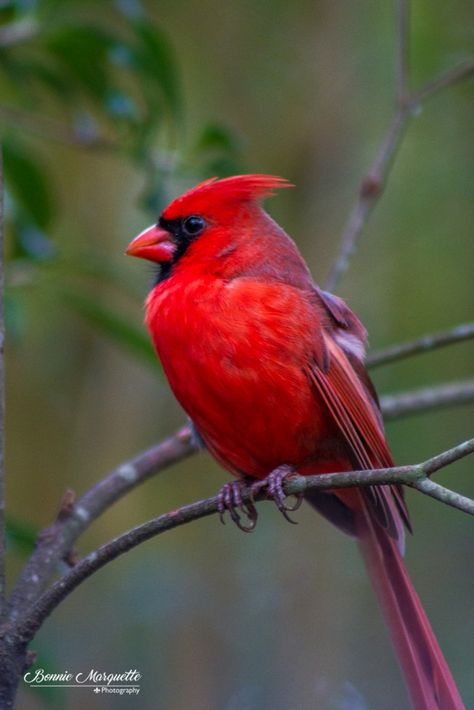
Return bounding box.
[126,175,463,709]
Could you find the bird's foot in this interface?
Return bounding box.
[250,465,303,524]
[217,466,302,531]
[217,479,258,532]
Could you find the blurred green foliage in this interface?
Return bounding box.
[1,0,243,363]
[1,1,472,709]
[2,0,244,665]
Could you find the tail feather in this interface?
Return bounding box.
[358,501,464,710]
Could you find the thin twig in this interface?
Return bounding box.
[409,59,474,107]
[14,438,474,644]
[411,477,473,512]
[396,0,410,103]
[324,108,408,291]
[380,380,474,420]
[325,43,473,291]
[0,147,5,615]
[6,426,196,620]
[367,322,474,368]
[422,437,474,473]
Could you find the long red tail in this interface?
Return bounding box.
[358,503,464,710]
[306,338,463,707]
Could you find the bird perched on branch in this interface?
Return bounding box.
[126,174,463,710]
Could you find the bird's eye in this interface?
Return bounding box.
[182,215,206,237]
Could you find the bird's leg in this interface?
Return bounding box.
[217,478,258,532]
[250,465,303,525]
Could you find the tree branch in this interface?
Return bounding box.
[15,438,474,644]
[380,380,474,420]
[324,108,407,291]
[367,322,474,368]
[8,376,473,620]
[324,34,473,291]
[6,426,196,620]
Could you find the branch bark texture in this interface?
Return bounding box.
[15,438,474,646]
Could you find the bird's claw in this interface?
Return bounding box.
[217,480,258,532]
[217,466,302,531]
[251,465,302,524]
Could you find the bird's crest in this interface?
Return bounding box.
[161,174,293,220]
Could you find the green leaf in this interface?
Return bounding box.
[45,25,114,101]
[3,140,55,228]
[0,5,19,26]
[37,0,78,16]
[14,57,75,102]
[131,21,182,121]
[190,123,243,177]
[62,289,160,371]
[194,123,241,155]
[6,515,38,555]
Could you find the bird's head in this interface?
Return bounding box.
[125,174,292,276]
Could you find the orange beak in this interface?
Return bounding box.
[125,225,175,263]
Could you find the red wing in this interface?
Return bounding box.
[314,287,364,333]
[307,335,410,545]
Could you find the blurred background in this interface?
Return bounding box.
[2,0,473,708]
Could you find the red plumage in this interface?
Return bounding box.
[127,174,463,709]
